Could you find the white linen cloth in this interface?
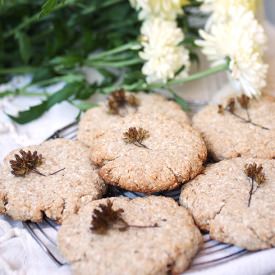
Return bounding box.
[0,21,275,275]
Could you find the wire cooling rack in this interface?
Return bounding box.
[23,101,249,272]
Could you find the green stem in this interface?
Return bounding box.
[81,0,124,15]
[3,2,67,38]
[87,42,140,61]
[100,81,147,94]
[85,58,142,68]
[29,77,62,87]
[100,62,229,94]
[29,74,83,87]
[68,99,80,108]
[0,66,38,75]
[149,62,229,89]
[3,87,48,98]
[4,13,38,38]
[92,54,132,62]
[3,0,123,39]
[101,18,137,32]
[17,91,47,97]
[99,61,229,95]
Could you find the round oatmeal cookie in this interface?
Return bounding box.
[193,97,275,160]
[89,115,207,193]
[0,139,106,223]
[58,196,202,275]
[180,158,275,250]
[78,91,190,147]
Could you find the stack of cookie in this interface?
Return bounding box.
[180,95,275,250]
[0,91,274,275]
[77,91,207,193]
[0,91,207,274]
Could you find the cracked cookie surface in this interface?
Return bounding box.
[88,115,207,193]
[0,139,106,223]
[78,92,190,147]
[58,196,202,275]
[193,97,275,160]
[180,158,275,250]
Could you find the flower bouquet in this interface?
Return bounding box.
[0,0,267,123]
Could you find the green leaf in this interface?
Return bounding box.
[15,32,32,64]
[173,93,189,111]
[70,100,97,111]
[0,66,37,75]
[9,82,82,124]
[75,84,95,100]
[50,55,83,68]
[0,91,14,98]
[81,29,95,54]
[39,0,73,17]
[31,68,52,83]
[39,0,58,17]
[31,74,84,87]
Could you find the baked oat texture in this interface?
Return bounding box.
[88,115,207,193]
[180,158,275,250]
[193,97,275,160]
[58,196,202,275]
[0,139,106,223]
[78,92,190,147]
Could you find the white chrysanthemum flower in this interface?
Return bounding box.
[200,0,258,30]
[139,18,190,83]
[196,7,268,96]
[129,0,189,20]
[200,0,257,20]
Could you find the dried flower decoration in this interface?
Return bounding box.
[107,90,140,115]
[10,150,65,177]
[127,94,140,107]
[226,98,236,114]
[111,89,126,104]
[217,104,224,114]
[237,94,251,121]
[10,150,44,177]
[90,200,158,235]
[123,127,150,149]
[217,95,269,130]
[237,94,250,109]
[244,162,266,207]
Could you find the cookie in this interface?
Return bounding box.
[193,96,275,160]
[78,91,190,147]
[180,158,275,250]
[58,196,202,275]
[0,139,106,223]
[89,115,207,193]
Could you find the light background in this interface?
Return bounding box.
[264,0,275,24]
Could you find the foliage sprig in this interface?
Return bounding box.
[107,90,139,115]
[218,95,269,130]
[10,149,65,177]
[244,162,266,207]
[10,150,44,176]
[123,127,150,149]
[0,0,229,124]
[90,200,158,234]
